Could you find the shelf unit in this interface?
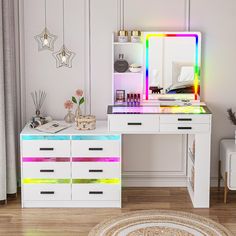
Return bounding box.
[112,33,144,104]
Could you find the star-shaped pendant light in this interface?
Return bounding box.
[34,0,57,51]
[53,0,75,68]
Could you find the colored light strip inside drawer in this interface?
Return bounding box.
[72,135,120,141]
[22,157,70,162]
[21,135,70,140]
[72,157,120,162]
[23,179,71,184]
[72,178,120,184]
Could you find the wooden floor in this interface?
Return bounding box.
[1,187,236,235]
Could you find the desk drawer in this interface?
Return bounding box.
[22,140,70,157]
[23,162,71,178]
[72,162,120,178]
[108,115,159,133]
[160,115,210,124]
[23,184,71,201]
[72,184,120,201]
[160,124,210,133]
[72,140,120,157]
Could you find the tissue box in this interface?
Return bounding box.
[75,115,96,130]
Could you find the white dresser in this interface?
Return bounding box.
[20,121,122,208]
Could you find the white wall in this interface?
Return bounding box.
[21,0,236,185]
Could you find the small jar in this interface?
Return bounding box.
[117,30,128,43]
[131,30,141,43]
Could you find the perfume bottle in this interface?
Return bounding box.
[114,54,129,73]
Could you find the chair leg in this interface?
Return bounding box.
[218,160,221,191]
[224,172,229,204]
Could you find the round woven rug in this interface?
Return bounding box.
[89,210,233,236]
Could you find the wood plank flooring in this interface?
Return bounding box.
[1,187,236,235]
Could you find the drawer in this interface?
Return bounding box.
[108,114,159,133]
[23,162,71,178]
[160,124,210,133]
[71,140,120,157]
[230,154,236,172]
[229,173,236,189]
[72,162,120,178]
[160,115,210,124]
[72,184,121,201]
[23,184,71,201]
[22,140,70,157]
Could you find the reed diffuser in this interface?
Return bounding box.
[31,90,47,117]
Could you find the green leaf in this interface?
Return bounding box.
[72,96,77,104]
[79,97,85,105]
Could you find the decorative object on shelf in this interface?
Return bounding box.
[131,30,141,43]
[75,115,96,130]
[115,90,125,103]
[53,0,75,68]
[127,93,140,106]
[30,116,52,129]
[64,100,75,123]
[129,63,142,73]
[30,90,47,117]
[72,89,85,119]
[114,54,129,73]
[117,30,128,42]
[34,0,57,51]
[149,86,163,94]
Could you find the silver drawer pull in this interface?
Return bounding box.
[39,148,54,151]
[89,148,103,151]
[40,169,54,173]
[178,118,192,121]
[89,169,103,173]
[40,191,55,195]
[127,122,142,126]
[178,127,192,130]
[89,191,103,195]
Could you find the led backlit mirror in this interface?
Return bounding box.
[144,32,201,101]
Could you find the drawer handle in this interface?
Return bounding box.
[40,191,55,195]
[39,148,54,151]
[89,169,103,173]
[178,127,192,130]
[178,118,192,121]
[40,169,54,173]
[127,122,142,126]
[89,191,103,195]
[89,148,103,151]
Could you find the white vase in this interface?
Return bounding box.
[75,106,82,119]
[64,110,75,123]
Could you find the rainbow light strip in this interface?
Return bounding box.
[72,157,120,162]
[22,157,70,162]
[72,178,120,184]
[21,135,70,140]
[23,179,70,184]
[72,135,120,141]
[145,33,200,100]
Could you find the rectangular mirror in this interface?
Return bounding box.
[144,32,201,101]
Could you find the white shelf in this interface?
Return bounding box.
[113,42,142,45]
[114,72,143,75]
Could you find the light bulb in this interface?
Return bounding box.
[61,50,67,63]
[43,34,49,46]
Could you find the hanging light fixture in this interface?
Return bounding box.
[53,0,75,68]
[34,0,57,51]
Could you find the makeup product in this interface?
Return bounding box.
[115,90,125,103]
[114,54,129,73]
[117,30,128,43]
[129,64,142,73]
[131,30,141,43]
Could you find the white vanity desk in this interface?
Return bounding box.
[108,104,212,208]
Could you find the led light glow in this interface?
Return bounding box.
[21,135,70,140]
[72,135,120,141]
[23,179,70,184]
[22,157,70,162]
[72,179,120,184]
[72,157,120,162]
[145,33,200,100]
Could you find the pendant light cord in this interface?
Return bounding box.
[44,0,47,28]
[62,0,65,45]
